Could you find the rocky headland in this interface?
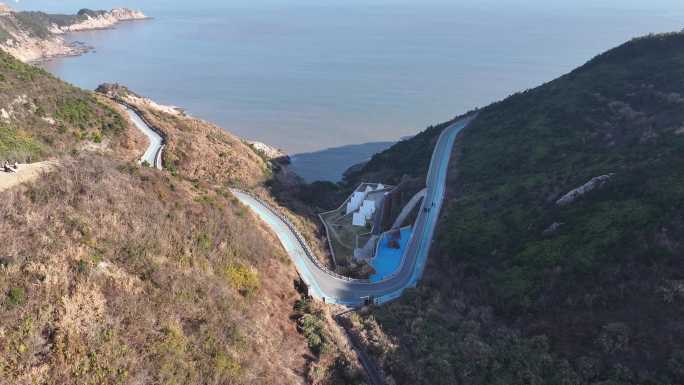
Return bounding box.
[0,4,147,62]
[53,8,147,33]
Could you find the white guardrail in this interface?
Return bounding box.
[234,190,370,284]
[111,98,167,169]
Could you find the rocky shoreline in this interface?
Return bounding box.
[53,8,147,33]
[0,5,148,62]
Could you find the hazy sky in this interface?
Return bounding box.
[11,0,684,13]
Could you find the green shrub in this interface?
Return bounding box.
[224,263,259,296]
[299,314,327,354]
[14,11,53,38]
[7,287,26,306]
[154,322,196,385]
[213,352,241,379]
[294,298,330,356]
[90,131,102,143]
[0,125,41,160]
[76,259,89,274]
[56,98,93,126]
[196,232,212,251]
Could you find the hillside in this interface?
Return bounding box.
[96,83,273,188]
[0,5,146,62]
[0,50,134,162]
[0,49,365,384]
[333,32,684,385]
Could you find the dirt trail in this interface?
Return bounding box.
[0,161,57,192]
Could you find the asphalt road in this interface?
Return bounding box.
[123,104,164,169]
[233,116,473,306]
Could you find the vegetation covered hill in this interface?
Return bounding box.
[0,49,365,384]
[0,50,128,162]
[12,8,127,37]
[339,32,684,385]
[0,5,146,62]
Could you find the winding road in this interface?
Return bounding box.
[123,96,471,306]
[122,104,164,169]
[124,99,471,384]
[233,116,473,306]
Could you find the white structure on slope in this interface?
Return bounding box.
[347,191,366,214]
[352,212,366,226]
[346,183,385,215]
[352,199,377,227]
[360,199,376,219]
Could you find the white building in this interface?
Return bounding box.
[347,183,387,225]
[360,199,376,220]
[352,212,366,226]
[346,191,367,214]
[352,200,377,227]
[346,184,387,214]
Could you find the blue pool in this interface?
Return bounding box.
[370,227,412,282]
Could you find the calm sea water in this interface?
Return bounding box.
[16,1,684,157]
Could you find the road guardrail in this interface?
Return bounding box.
[232,189,371,284]
[110,98,167,169]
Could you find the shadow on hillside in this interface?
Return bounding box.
[289,141,395,183]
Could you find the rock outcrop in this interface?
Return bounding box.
[556,174,614,206]
[55,8,147,33]
[247,140,286,160]
[0,33,88,63]
[96,83,185,117]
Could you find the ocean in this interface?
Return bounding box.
[15,0,684,180]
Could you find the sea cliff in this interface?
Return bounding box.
[53,8,147,33]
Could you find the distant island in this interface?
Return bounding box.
[0,4,147,62]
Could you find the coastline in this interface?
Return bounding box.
[25,41,92,65]
[0,7,149,63]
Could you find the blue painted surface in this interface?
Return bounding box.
[370,228,412,283]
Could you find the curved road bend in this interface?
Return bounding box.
[122,104,164,169]
[233,116,473,306]
[121,97,390,384]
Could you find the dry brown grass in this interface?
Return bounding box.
[0,155,309,385]
[96,84,269,188]
[144,107,269,188]
[0,62,361,383]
